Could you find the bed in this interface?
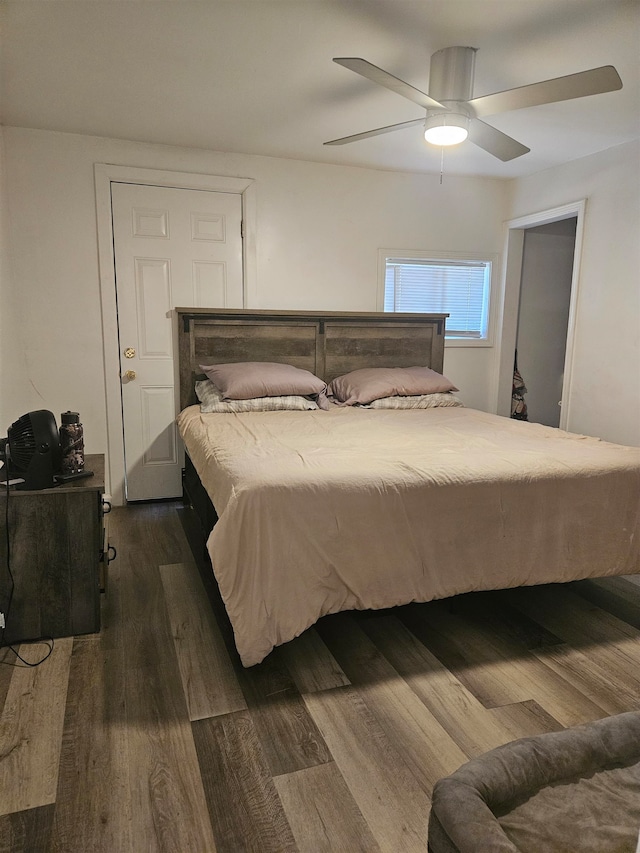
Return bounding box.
[176,308,640,667]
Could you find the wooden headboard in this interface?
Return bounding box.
[176,308,447,411]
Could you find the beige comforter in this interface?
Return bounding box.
[177,405,640,666]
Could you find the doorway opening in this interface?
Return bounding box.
[515,217,577,427]
[496,200,586,432]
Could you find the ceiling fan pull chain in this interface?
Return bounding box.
[440,147,444,184]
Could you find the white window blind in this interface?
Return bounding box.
[384,257,491,339]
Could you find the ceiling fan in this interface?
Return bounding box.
[325,47,622,161]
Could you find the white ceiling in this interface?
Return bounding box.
[2,0,639,179]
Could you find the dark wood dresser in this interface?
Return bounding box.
[0,454,109,643]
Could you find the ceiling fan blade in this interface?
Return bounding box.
[324,118,426,146]
[469,65,622,118]
[467,119,530,161]
[333,58,445,111]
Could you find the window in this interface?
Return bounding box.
[381,251,493,342]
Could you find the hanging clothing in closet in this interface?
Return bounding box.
[511,351,528,421]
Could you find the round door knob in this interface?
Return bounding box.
[124,370,137,381]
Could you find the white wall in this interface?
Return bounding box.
[507,141,640,447]
[0,128,30,431]
[1,127,509,489]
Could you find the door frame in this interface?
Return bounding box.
[95,163,257,505]
[492,199,586,430]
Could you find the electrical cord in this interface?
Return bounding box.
[0,462,12,647]
[0,639,54,667]
[0,451,54,667]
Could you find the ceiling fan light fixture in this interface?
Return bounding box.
[424,112,469,146]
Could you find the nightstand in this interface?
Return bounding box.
[0,454,111,643]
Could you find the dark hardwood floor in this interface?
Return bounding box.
[1,501,639,852]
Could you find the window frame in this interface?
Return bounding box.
[377,249,498,347]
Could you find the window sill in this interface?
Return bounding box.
[445,337,493,348]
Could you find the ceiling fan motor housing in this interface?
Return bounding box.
[428,46,477,104]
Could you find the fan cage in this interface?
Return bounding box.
[8,410,61,471]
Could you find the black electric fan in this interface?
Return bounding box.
[6,410,61,490]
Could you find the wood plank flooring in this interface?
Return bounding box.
[1,500,639,852]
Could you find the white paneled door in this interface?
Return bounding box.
[111,182,243,500]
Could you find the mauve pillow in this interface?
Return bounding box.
[199,361,327,401]
[327,366,458,405]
